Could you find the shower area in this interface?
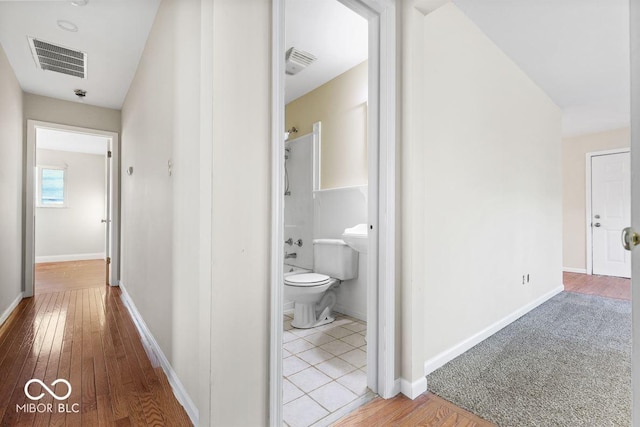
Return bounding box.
[283,123,320,287]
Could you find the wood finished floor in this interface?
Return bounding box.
[334,272,631,426]
[563,271,631,300]
[333,392,494,427]
[0,261,191,426]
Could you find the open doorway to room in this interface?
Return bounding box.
[271,0,397,425]
[25,121,120,297]
[281,2,371,425]
[33,128,109,293]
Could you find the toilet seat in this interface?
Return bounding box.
[284,273,331,287]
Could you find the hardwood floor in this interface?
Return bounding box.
[35,260,106,294]
[563,271,631,300]
[333,392,495,426]
[0,262,191,426]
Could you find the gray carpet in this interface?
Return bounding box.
[427,292,631,427]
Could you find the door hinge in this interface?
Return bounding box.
[107,150,112,158]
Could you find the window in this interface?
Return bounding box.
[37,166,67,207]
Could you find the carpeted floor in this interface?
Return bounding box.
[427,292,631,427]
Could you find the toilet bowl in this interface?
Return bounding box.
[284,239,358,329]
[284,273,339,328]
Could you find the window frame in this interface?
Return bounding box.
[36,164,68,208]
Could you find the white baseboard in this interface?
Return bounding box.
[334,304,366,322]
[36,253,105,263]
[118,282,199,426]
[400,376,427,400]
[563,267,587,274]
[0,292,24,328]
[284,300,294,313]
[424,285,564,376]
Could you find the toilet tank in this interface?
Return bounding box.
[313,239,358,280]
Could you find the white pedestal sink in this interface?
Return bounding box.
[342,223,368,253]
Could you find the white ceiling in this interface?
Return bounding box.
[453,0,630,137]
[0,0,161,110]
[37,127,108,155]
[285,0,368,104]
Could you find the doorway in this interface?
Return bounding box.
[270,0,397,425]
[25,120,120,297]
[586,149,631,278]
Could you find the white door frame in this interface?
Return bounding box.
[269,0,397,425]
[584,148,630,275]
[24,120,120,296]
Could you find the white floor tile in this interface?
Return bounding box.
[337,369,368,395]
[340,333,366,348]
[315,357,357,379]
[283,348,292,358]
[303,332,336,346]
[290,326,319,337]
[283,379,305,404]
[283,356,310,377]
[323,326,354,339]
[283,331,298,343]
[320,339,355,356]
[343,322,366,333]
[309,381,358,412]
[288,367,332,393]
[283,395,329,427]
[297,348,334,365]
[339,348,367,368]
[284,338,315,355]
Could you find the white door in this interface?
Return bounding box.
[591,152,631,277]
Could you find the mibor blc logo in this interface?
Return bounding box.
[16,379,80,414]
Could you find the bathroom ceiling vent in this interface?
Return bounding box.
[28,37,87,79]
[285,47,316,76]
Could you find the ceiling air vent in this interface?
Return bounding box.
[28,37,87,79]
[285,47,316,76]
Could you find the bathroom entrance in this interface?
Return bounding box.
[271,0,397,425]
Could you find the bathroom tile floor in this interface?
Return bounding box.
[283,313,368,427]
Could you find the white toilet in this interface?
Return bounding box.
[284,238,358,329]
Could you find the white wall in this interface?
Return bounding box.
[35,149,105,261]
[120,0,208,423]
[402,3,563,387]
[0,42,23,324]
[210,1,271,425]
[24,93,121,134]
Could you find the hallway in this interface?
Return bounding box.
[0,270,191,426]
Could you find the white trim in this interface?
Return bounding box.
[585,147,630,276]
[269,0,286,424]
[25,120,120,297]
[0,292,24,328]
[36,253,105,263]
[400,376,427,400]
[423,285,564,375]
[312,122,321,191]
[118,282,199,425]
[563,267,587,274]
[391,378,402,396]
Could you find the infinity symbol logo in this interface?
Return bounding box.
[24,379,72,401]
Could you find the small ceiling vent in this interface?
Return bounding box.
[28,37,87,79]
[285,47,316,76]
